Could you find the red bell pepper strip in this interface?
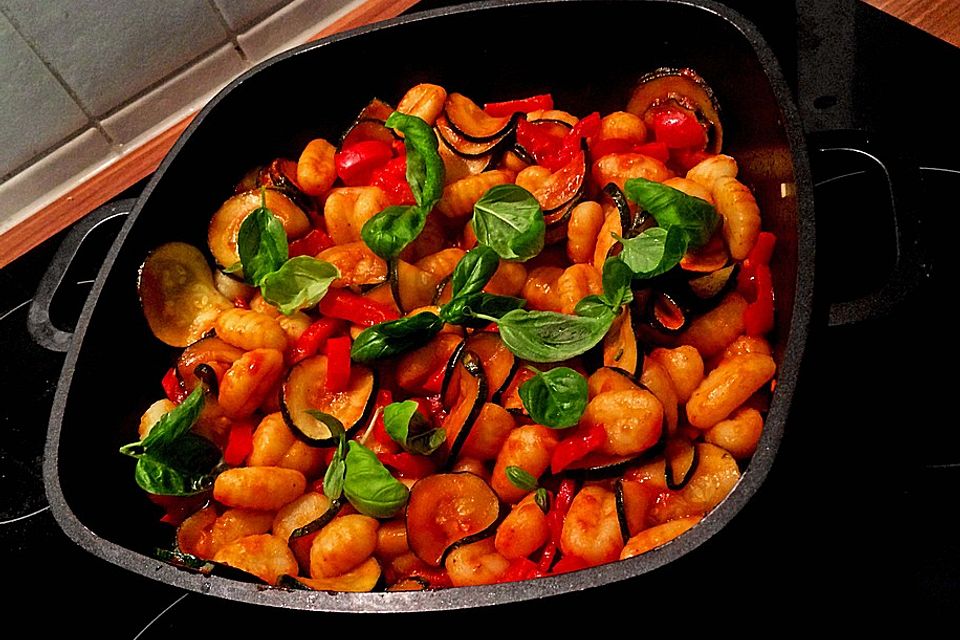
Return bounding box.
[149,493,209,526]
[538,112,602,171]
[739,232,777,337]
[407,567,453,589]
[224,421,255,466]
[378,451,436,479]
[744,264,774,336]
[335,140,394,186]
[536,479,578,572]
[289,317,343,364]
[317,288,400,326]
[369,389,396,447]
[633,141,671,164]
[537,541,560,573]
[324,335,353,393]
[484,93,554,117]
[498,557,545,583]
[551,554,591,575]
[420,363,447,395]
[568,111,602,141]
[670,148,713,172]
[161,367,187,404]
[550,423,607,474]
[516,119,563,165]
[589,138,671,164]
[289,228,334,258]
[588,137,634,160]
[371,155,416,206]
[547,479,577,541]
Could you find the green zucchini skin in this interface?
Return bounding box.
[280,356,379,446]
[442,351,488,468]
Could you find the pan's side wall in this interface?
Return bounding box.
[51,0,801,607]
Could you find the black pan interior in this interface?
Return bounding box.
[47,0,809,611]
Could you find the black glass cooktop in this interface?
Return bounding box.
[1,1,954,633]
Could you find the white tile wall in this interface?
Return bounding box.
[1,0,230,117]
[0,12,88,180]
[213,0,291,30]
[0,0,383,241]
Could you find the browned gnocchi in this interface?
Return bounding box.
[128,71,779,596]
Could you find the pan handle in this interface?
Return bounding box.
[808,129,929,327]
[27,199,135,352]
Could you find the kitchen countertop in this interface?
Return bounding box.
[865,0,960,46]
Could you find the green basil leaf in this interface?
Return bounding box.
[495,308,615,363]
[505,465,539,492]
[439,292,526,326]
[324,455,346,502]
[600,256,635,309]
[350,312,444,363]
[450,245,500,301]
[121,385,205,456]
[383,400,446,456]
[616,227,688,279]
[259,256,339,315]
[133,434,221,496]
[472,184,545,262]
[385,111,444,210]
[573,295,612,320]
[120,385,220,496]
[624,177,719,249]
[237,200,288,285]
[315,411,347,501]
[343,441,410,518]
[361,204,427,261]
[519,366,588,429]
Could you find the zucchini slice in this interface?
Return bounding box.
[531,146,587,212]
[257,158,313,214]
[207,188,310,271]
[280,355,377,446]
[463,332,518,403]
[339,98,397,148]
[626,67,723,153]
[687,264,738,303]
[602,182,637,235]
[435,113,517,158]
[444,93,516,142]
[650,291,687,334]
[175,336,244,392]
[437,134,495,182]
[156,549,269,583]
[441,351,488,464]
[138,242,234,347]
[386,576,431,591]
[615,478,651,542]
[279,557,382,592]
[602,306,639,375]
[406,472,500,567]
[665,438,700,491]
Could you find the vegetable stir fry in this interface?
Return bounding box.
[125,68,778,592]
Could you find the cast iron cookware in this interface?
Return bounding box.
[41,0,816,612]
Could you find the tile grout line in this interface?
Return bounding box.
[0,5,113,144]
[204,0,249,62]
